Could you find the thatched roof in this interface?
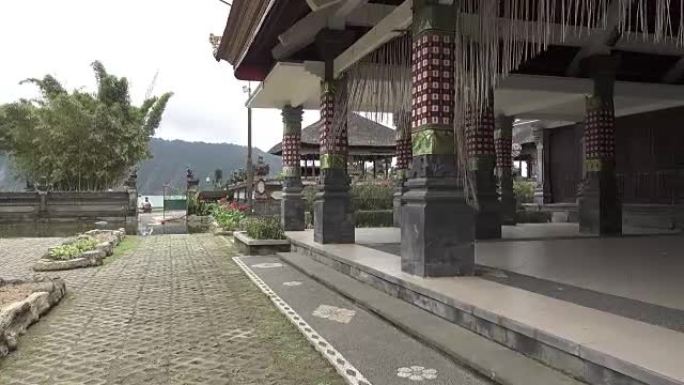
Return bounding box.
[268,113,396,156]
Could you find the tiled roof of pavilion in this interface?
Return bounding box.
[268,113,396,156]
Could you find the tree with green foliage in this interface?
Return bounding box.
[0,61,172,191]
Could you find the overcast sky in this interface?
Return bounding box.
[0,0,319,152]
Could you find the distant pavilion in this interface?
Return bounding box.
[267,113,396,178]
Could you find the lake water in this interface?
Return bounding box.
[137,195,185,209]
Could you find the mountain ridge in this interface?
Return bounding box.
[0,138,282,195]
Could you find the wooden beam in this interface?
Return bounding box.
[333,2,684,78]
[273,1,384,60]
[497,93,584,118]
[565,0,627,76]
[500,74,684,101]
[273,4,341,60]
[305,0,343,11]
[334,0,411,77]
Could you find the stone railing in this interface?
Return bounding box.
[0,191,138,234]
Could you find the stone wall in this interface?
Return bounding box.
[547,106,684,205]
[0,191,137,234]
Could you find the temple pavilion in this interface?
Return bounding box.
[217,0,684,270]
[215,2,684,384]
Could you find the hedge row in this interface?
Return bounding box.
[304,209,394,228]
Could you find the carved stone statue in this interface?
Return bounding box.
[254,156,270,177]
[186,167,199,189]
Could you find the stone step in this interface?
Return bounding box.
[277,251,585,385]
[285,231,684,385]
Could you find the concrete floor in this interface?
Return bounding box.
[288,229,684,385]
[357,225,684,311]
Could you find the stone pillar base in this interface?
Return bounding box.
[401,178,475,277]
[393,185,405,228]
[314,169,355,244]
[475,200,502,239]
[473,169,502,240]
[501,195,517,225]
[313,190,355,244]
[578,172,622,235]
[281,186,306,231]
[534,188,551,205]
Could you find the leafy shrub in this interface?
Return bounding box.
[302,185,317,214]
[516,210,552,223]
[513,180,536,205]
[242,216,285,240]
[187,192,212,216]
[351,183,393,210]
[210,201,248,231]
[48,236,98,260]
[355,210,393,228]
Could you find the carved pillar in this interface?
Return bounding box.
[393,112,412,227]
[578,54,622,235]
[495,115,516,225]
[281,105,305,231]
[533,125,551,204]
[401,0,474,277]
[311,29,356,244]
[466,98,501,239]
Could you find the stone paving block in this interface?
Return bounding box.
[0,234,344,385]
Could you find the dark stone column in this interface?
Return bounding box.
[313,79,355,243]
[312,29,356,244]
[280,105,306,231]
[401,0,474,277]
[393,112,412,227]
[578,54,622,235]
[533,125,552,204]
[495,115,516,225]
[466,99,502,239]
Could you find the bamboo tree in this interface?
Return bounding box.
[0,61,173,191]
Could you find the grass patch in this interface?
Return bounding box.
[103,236,140,265]
[218,239,344,385]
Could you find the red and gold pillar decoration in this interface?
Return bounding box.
[495,115,516,225]
[319,81,348,171]
[579,54,622,235]
[394,111,412,177]
[410,12,456,160]
[584,97,616,173]
[281,105,303,178]
[401,0,475,277]
[465,97,501,239]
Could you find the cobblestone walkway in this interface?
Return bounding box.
[0,234,343,385]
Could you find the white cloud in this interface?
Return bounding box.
[0,0,319,152]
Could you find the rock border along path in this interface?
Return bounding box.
[0,277,66,358]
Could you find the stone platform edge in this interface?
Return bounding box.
[233,232,291,256]
[286,235,680,385]
[277,251,585,385]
